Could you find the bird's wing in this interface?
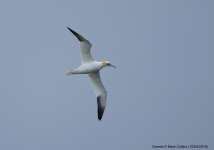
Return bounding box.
[88,71,107,121]
[67,27,95,64]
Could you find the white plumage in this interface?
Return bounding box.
[64,27,116,120]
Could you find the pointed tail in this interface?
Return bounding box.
[64,70,76,75]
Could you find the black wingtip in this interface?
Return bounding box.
[97,95,105,121]
[67,26,73,31]
[98,113,103,121]
[98,112,103,121]
[67,27,83,41]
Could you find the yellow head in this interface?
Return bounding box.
[102,61,116,68]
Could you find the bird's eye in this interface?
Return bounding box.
[107,63,110,65]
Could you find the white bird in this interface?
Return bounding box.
[64,27,116,121]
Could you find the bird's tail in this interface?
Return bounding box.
[64,70,76,75]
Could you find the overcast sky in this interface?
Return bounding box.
[0,1,213,150]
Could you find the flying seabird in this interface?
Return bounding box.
[64,27,116,121]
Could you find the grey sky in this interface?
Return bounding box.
[0,1,213,150]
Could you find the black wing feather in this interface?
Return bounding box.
[67,27,88,42]
[97,95,106,121]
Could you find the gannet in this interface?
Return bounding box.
[64,27,116,121]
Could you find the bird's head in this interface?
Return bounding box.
[102,61,116,68]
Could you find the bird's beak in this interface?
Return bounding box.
[109,64,116,68]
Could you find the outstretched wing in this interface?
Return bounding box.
[67,27,95,64]
[88,71,107,121]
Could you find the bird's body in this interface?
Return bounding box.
[67,61,104,75]
[64,27,116,121]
